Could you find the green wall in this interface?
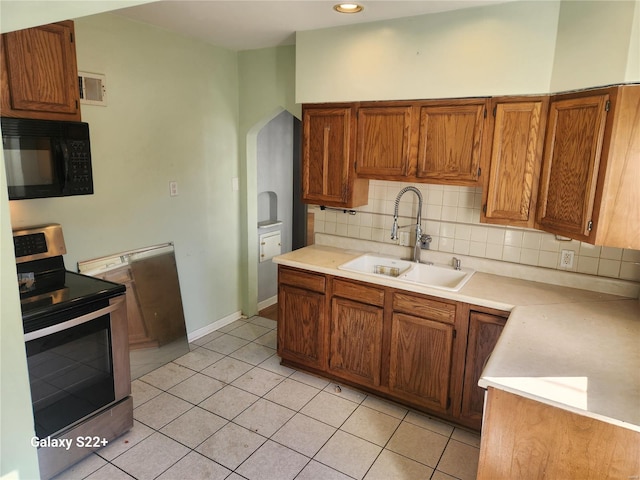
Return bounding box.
[296,0,640,103]
[1,12,244,479]
[551,1,639,91]
[296,1,561,102]
[237,46,299,316]
[0,165,39,480]
[9,13,243,334]
[0,11,300,478]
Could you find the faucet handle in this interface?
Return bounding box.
[419,234,432,250]
[452,257,461,270]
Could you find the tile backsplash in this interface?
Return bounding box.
[310,180,640,283]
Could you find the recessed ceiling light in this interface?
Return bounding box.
[333,3,364,14]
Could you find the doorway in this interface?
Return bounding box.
[256,110,303,314]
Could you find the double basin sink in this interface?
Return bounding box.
[338,253,474,292]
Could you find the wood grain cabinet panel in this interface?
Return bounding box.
[416,100,487,185]
[393,292,456,324]
[277,267,327,370]
[332,277,384,307]
[354,99,488,186]
[536,85,640,248]
[356,105,414,177]
[278,284,326,370]
[329,297,383,387]
[280,267,326,293]
[389,312,454,412]
[1,20,81,121]
[459,311,506,429]
[328,279,384,387]
[302,104,369,208]
[276,267,502,429]
[536,93,609,239]
[588,85,640,249]
[478,387,640,480]
[481,97,548,227]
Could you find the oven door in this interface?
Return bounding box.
[24,299,128,438]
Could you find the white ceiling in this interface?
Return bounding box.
[112,0,514,51]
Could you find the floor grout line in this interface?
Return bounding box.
[58,316,479,480]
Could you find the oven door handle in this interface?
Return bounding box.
[24,302,121,342]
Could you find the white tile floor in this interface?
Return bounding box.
[53,316,481,480]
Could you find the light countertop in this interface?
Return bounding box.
[273,245,640,432]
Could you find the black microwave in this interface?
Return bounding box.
[1,117,94,200]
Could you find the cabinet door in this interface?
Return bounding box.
[356,105,414,177]
[302,105,368,208]
[482,98,547,227]
[591,85,640,249]
[1,21,80,120]
[278,284,326,370]
[459,312,506,429]
[329,297,383,387]
[536,93,609,240]
[389,312,454,412]
[416,100,486,184]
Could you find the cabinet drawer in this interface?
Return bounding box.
[279,267,326,293]
[332,278,385,307]
[393,292,456,324]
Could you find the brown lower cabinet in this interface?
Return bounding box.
[277,267,327,371]
[328,279,384,387]
[389,292,459,413]
[459,311,507,425]
[478,387,640,479]
[277,266,508,430]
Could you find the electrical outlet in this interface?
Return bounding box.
[169,181,178,197]
[560,249,575,268]
[399,231,410,246]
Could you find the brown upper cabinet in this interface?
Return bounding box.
[354,98,489,186]
[1,20,81,121]
[536,85,640,249]
[355,104,414,177]
[302,104,369,208]
[302,85,639,248]
[416,98,488,185]
[481,96,548,228]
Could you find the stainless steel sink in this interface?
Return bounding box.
[338,253,474,291]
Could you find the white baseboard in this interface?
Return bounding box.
[257,295,277,311]
[187,310,244,343]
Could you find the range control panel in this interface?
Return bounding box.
[12,224,67,263]
[14,232,48,258]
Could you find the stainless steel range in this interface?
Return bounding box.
[13,224,133,480]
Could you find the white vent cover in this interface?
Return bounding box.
[78,71,107,106]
